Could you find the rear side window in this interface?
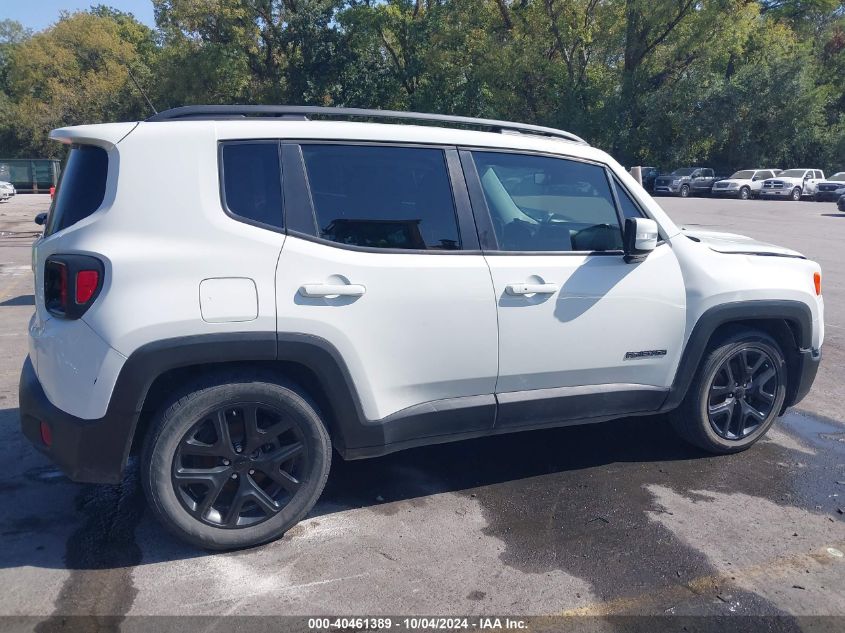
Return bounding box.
[471,151,623,252]
[46,145,108,236]
[301,144,461,250]
[220,142,283,229]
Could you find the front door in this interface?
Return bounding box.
[464,149,687,428]
[275,143,499,433]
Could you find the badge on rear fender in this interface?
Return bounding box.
[624,350,667,360]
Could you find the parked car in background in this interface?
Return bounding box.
[0,180,15,202]
[838,195,845,212]
[653,167,718,197]
[813,172,845,202]
[711,169,781,200]
[760,169,825,201]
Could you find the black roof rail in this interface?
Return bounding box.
[145,105,588,145]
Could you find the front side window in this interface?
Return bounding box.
[220,142,283,229]
[46,145,108,236]
[472,151,622,252]
[614,180,644,219]
[301,144,460,251]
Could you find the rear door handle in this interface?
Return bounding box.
[300,284,366,298]
[505,283,559,296]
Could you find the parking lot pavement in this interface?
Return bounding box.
[0,195,842,623]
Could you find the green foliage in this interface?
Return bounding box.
[0,0,843,172]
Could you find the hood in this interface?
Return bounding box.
[681,229,804,258]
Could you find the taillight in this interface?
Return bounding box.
[75,270,99,304]
[44,255,104,319]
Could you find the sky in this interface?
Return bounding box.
[2,0,156,32]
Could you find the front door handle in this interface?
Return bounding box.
[505,282,559,296]
[300,284,366,298]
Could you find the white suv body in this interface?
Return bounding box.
[760,169,825,201]
[20,107,824,549]
[711,169,781,200]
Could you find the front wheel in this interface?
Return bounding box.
[739,186,750,200]
[791,187,802,201]
[141,371,332,550]
[680,185,690,198]
[670,328,787,454]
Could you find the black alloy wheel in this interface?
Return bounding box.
[172,402,306,528]
[706,346,779,441]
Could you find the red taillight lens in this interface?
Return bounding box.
[76,270,99,304]
[39,421,52,447]
[814,272,821,296]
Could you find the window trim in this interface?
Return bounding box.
[293,140,475,254]
[461,147,628,256]
[217,140,285,234]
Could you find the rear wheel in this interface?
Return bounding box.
[670,328,787,454]
[791,187,802,201]
[141,371,331,550]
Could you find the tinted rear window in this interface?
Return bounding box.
[46,145,108,236]
[220,142,283,229]
[301,144,460,250]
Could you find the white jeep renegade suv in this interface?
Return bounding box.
[20,106,824,550]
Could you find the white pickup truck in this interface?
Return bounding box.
[759,169,825,201]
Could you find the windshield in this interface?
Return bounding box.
[779,169,807,178]
[671,168,695,176]
[829,172,845,182]
[729,171,755,179]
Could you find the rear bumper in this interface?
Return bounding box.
[19,356,133,484]
[786,348,822,409]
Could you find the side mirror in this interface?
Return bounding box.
[624,217,658,263]
[34,212,47,226]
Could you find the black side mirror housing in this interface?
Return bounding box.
[34,212,47,226]
[623,217,658,264]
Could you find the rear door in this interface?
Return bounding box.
[275,143,498,431]
[462,149,686,428]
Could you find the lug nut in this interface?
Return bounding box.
[231,473,238,479]
[249,469,255,475]
[222,459,230,466]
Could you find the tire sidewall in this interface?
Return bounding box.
[142,378,330,550]
[693,335,787,452]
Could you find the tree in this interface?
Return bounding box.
[0,11,156,157]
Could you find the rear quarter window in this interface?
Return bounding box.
[219,142,283,230]
[45,145,108,236]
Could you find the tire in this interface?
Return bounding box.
[680,185,690,198]
[739,186,750,201]
[669,327,787,454]
[791,187,802,201]
[141,370,332,550]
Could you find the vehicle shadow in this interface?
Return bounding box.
[820,213,844,218]
[316,413,705,515]
[0,294,34,306]
[0,405,709,570]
